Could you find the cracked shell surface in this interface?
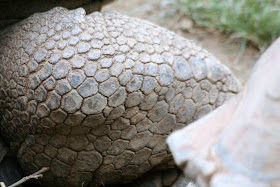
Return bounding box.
[0,7,240,187]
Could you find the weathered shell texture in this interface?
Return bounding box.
[0,7,240,186]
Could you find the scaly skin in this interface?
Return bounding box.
[0,7,240,186]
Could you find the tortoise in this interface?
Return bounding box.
[0,7,240,186]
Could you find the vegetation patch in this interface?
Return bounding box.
[175,0,280,50]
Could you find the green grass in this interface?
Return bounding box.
[175,0,280,51]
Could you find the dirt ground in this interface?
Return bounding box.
[103,0,260,84]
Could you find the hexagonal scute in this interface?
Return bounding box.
[78,78,98,98]
[53,60,70,79]
[68,70,86,88]
[0,7,240,187]
[99,77,120,97]
[61,90,83,113]
[81,94,107,115]
[46,91,62,110]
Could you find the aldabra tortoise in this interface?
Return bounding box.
[0,7,240,186]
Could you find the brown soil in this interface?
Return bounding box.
[103,0,260,84]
